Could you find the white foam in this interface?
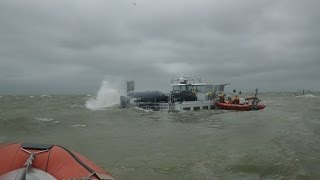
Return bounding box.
[85,80,122,110]
[134,107,153,112]
[296,94,317,98]
[34,118,54,122]
[73,124,87,127]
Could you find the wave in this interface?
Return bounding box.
[295,94,317,98]
[134,107,153,112]
[72,124,87,127]
[34,118,54,122]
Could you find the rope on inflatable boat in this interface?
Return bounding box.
[20,148,50,179]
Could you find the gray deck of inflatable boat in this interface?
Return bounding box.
[1,168,56,180]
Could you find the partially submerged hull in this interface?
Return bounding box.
[170,100,216,111]
[216,101,265,111]
[120,77,226,112]
[0,142,114,180]
[121,98,216,112]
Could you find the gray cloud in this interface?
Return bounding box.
[0,0,319,94]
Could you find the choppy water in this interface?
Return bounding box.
[0,93,320,179]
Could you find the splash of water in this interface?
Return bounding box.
[85,81,122,110]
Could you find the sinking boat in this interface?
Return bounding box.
[0,142,114,180]
[120,77,227,112]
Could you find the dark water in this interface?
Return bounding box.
[0,93,320,179]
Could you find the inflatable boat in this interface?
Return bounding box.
[216,101,265,111]
[0,142,115,180]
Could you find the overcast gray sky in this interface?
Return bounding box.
[0,0,319,95]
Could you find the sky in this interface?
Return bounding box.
[0,0,319,95]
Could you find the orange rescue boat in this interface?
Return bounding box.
[216,101,265,111]
[0,142,115,180]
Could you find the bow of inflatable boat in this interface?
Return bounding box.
[0,143,115,180]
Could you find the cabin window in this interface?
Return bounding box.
[194,85,206,93]
[183,107,191,111]
[206,85,213,91]
[216,85,225,92]
[172,86,180,91]
[203,106,208,110]
[194,107,200,111]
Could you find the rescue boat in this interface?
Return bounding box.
[0,142,115,180]
[216,88,266,111]
[216,101,265,111]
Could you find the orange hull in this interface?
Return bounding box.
[216,101,265,111]
[0,142,114,180]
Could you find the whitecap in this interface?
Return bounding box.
[134,107,153,112]
[29,96,34,98]
[296,94,317,98]
[34,118,54,122]
[73,124,87,127]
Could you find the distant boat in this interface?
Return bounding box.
[295,89,312,96]
[0,143,115,180]
[120,77,228,112]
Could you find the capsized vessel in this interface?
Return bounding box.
[120,77,228,112]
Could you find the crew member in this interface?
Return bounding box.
[232,95,240,104]
[207,91,212,100]
[219,93,225,102]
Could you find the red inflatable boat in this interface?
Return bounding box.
[216,101,265,111]
[0,142,115,180]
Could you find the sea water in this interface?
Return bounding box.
[0,92,320,179]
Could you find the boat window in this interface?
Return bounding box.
[172,85,181,91]
[206,85,213,90]
[215,85,225,92]
[194,85,206,93]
